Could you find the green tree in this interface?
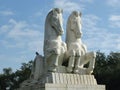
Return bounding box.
[0,68,14,90]
[105,52,120,90]
[3,68,12,75]
[93,51,120,90]
[0,60,33,90]
[17,60,33,85]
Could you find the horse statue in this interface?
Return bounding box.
[44,8,67,72]
[66,11,96,74]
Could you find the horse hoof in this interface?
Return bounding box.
[52,68,57,72]
[86,68,93,74]
[66,67,73,73]
[48,67,57,72]
[74,69,79,74]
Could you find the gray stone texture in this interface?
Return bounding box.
[17,73,105,90]
[17,8,105,90]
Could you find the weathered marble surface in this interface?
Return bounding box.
[18,8,105,90]
[19,83,105,90]
[30,52,44,80]
[46,84,105,90]
[45,73,97,85]
[65,11,96,74]
[31,10,96,76]
[44,8,67,72]
[18,73,105,90]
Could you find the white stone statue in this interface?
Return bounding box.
[65,11,96,74]
[44,8,67,72]
[30,52,44,80]
[18,9,105,90]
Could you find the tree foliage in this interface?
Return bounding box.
[0,61,33,90]
[93,51,120,90]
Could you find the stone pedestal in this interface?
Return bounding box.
[46,84,105,90]
[18,73,105,90]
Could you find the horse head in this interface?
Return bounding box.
[49,8,64,35]
[68,11,82,38]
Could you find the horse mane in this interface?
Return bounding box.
[66,13,71,42]
[44,10,53,53]
[44,8,63,53]
[45,8,63,22]
[66,11,76,44]
[66,11,82,44]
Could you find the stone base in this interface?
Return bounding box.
[17,84,45,90]
[55,66,67,73]
[17,83,105,90]
[46,84,105,90]
[17,73,105,90]
[45,73,97,85]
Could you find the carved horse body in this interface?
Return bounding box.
[66,11,96,74]
[44,8,66,72]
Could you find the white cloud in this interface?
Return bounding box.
[28,40,43,54]
[82,14,101,29]
[34,12,42,17]
[109,15,120,21]
[0,18,44,73]
[81,14,120,53]
[53,0,95,13]
[81,0,94,3]
[54,0,84,13]
[117,43,120,50]
[0,10,14,16]
[107,0,120,8]
[3,19,40,40]
[0,25,12,34]
[84,29,120,53]
[109,15,120,28]
[0,19,44,54]
[9,19,17,24]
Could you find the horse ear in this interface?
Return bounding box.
[79,12,82,17]
[61,9,63,13]
[52,8,62,14]
[52,8,56,14]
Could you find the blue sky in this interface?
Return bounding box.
[0,0,120,73]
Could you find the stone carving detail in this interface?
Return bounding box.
[31,10,96,75]
[65,11,96,74]
[30,9,96,78]
[17,8,105,90]
[30,52,44,80]
[28,8,96,80]
[44,8,67,72]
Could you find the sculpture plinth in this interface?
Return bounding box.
[18,72,105,90]
[18,8,105,90]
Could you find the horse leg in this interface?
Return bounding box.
[57,49,65,67]
[46,48,61,72]
[58,44,66,66]
[86,52,96,74]
[67,50,75,73]
[54,54,60,67]
[74,50,81,73]
[48,54,59,72]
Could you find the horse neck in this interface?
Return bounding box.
[66,30,84,49]
[45,23,62,41]
[66,27,81,43]
[67,36,82,43]
[66,17,83,44]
